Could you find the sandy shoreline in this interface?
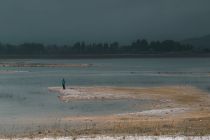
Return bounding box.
[48,87,136,101]
[47,86,210,136]
[116,108,190,116]
[1,135,210,140]
[0,86,210,138]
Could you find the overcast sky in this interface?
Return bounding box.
[0,0,210,44]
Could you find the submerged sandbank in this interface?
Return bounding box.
[0,63,93,68]
[0,70,29,74]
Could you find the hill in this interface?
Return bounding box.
[181,34,210,49]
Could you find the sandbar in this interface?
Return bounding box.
[0,63,93,68]
[48,86,210,136]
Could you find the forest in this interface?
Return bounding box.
[0,39,203,58]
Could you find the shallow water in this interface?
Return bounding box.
[0,58,210,130]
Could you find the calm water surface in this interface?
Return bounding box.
[0,58,210,128]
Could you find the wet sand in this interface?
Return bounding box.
[0,86,209,138]
[47,86,210,136]
[1,136,210,140]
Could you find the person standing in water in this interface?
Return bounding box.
[62,78,66,90]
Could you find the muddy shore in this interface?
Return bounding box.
[46,86,210,137]
[0,86,210,138]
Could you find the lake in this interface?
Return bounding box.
[0,58,210,133]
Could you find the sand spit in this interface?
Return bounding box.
[48,87,136,101]
[48,86,210,136]
[43,86,210,136]
[0,63,92,68]
[48,86,210,105]
[1,136,210,140]
[0,86,208,137]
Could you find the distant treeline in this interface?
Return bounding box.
[0,39,201,58]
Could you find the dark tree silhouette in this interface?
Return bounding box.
[0,39,196,58]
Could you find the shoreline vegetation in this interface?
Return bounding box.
[2,53,210,59]
[0,39,210,59]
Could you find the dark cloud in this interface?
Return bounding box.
[0,0,209,44]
